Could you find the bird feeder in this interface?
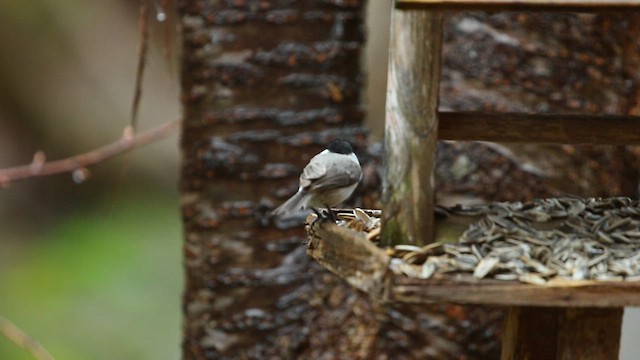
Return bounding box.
[306,1,640,358]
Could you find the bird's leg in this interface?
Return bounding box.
[310,207,327,223]
[306,207,327,250]
[324,203,336,222]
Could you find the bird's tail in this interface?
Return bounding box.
[272,190,310,216]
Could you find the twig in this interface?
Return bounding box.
[131,0,150,132]
[0,315,55,360]
[158,0,173,73]
[0,120,180,186]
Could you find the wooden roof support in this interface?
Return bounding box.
[438,112,640,144]
[398,0,640,11]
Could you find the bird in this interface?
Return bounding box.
[272,139,362,217]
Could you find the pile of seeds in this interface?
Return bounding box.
[334,197,640,284]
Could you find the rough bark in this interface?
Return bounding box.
[179,1,369,357]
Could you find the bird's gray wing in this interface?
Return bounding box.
[299,161,326,188]
[303,161,362,192]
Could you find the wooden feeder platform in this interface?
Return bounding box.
[306,198,640,359]
[306,198,640,308]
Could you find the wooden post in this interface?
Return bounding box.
[501,306,624,360]
[382,4,443,246]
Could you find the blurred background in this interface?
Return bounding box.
[1,1,639,359]
[0,1,181,359]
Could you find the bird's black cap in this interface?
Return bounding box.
[327,139,353,155]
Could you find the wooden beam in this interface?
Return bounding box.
[382,5,443,246]
[392,276,640,307]
[438,111,640,144]
[501,307,623,359]
[398,0,640,12]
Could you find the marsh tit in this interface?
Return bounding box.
[272,139,362,216]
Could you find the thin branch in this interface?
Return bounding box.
[0,315,55,360]
[131,0,150,132]
[0,120,180,186]
[158,0,174,73]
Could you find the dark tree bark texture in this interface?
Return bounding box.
[178,1,369,357]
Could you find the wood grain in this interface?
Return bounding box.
[307,218,391,298]
[556,307,623,359]
[501,307,560,360]
[393,276,640,307]
[398,0,640,11]
[382,6,443,246]
[438,112,640,144]
[501,307,623,359]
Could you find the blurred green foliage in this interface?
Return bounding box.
[0,190,181,360]
[0,1,181,359]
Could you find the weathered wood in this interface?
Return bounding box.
[501,307,560,360]
[398,0,640,11]
[377,5,635,360]
[382,6,443,246]
[501,307,623,359]
[306,217,391,297]
[556,307,623,359]
[393,276,640,307]
[438,112,640,144]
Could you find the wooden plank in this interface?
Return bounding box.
[306,217,391,298]
[382,5,443,246]
[392,276,640,307]
[501,307,623,359]
[438,111,640,144]
[398,0,640,11]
